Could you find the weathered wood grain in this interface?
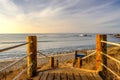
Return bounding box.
[60,73,67,80]
[47,73,54,80]
[67,73,75,80]
[38,72,102,80]
[40,72,48,80]
[54,73,60,80]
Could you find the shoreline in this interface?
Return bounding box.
[0,45,119,69]
[0,46,119,80]
[0,48,94,62]
[0,48,94,69]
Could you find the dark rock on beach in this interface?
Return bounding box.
[114,34,120,38]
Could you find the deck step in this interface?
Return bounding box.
[34,72,102,80]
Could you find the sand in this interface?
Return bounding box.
[0,46,120,80]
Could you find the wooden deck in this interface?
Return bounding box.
[33,71,102,80]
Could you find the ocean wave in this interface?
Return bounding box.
[0,33,119,61]
[0,39,93,44]
[37,34,93,38]
[0,41,26,44]
[39,45,95,54]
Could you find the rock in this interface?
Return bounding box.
[114,34,120,38]
[79,34,92,37]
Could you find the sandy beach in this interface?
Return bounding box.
[0,45,120,80]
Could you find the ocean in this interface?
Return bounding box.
[0,33,119,61]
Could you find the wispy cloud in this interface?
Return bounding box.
[0,0,120,33]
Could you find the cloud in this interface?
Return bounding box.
[0,0,120,33]
[0,0,21,17]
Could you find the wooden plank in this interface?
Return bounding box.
[35,72,103,80]
[40,72,49,80]
[39,72,43,79]
[79,72,88,80]
[74,73,81,80]
[67,73,75,80]
[47,73,54,80]
[54,73,60,80]
[33,72,43,80]
[60,73,67,80]
[89,73,96,80]
[85,72,96,80]
[92,72,103,80]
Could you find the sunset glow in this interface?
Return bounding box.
[0,0,120,33]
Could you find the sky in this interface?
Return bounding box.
[0,0,120,33]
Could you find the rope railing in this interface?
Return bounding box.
[101,52,120,78]
[0,55,27,80]
[0,54,27,72]
[37,51,50,58]
[101,63,120,79]
[101,40,120,47]
[0,36,37,79]
[13,63,32,80]
[13,67,28,80]
[0,53,33,80]
[81,51,96,60]
[101,52,120,64]
[96,34,120,79]
[0,41,27,44]
[0,42,29,52]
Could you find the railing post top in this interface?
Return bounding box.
[96,34,107,41]
[27,36,37,39]
[27,36,37,37]
[96,34,107,36]
[50,56,54,58]
[96,34,106,35]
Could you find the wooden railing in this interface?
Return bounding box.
[0,36,37,80]
[0,36,55,80]
[73,34,120,80]
[0,43,29,80]
[74,50,96,68]
[0,42,28,52]
[96,34,120,80]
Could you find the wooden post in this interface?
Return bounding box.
[56,60,59,67]
[50,57,54,68]
[96,34,107,79]
[72,59,76,67]
[78,57,82,68]
[75,51,77,60]
[85,52,88,63]
[27,36,37,77]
